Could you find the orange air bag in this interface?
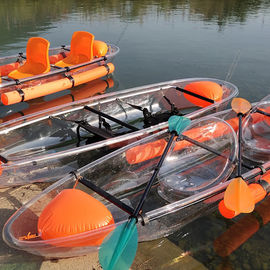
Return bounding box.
[184,81,223,107]
[93,40,108,58]
[38,189,114,247]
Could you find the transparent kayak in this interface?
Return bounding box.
[3,115,240,258]
[0,78,238,187]
[242,94,270,163]
[0,43,119,89]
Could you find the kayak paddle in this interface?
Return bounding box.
[224,98,255,213]
[99,115,191,270]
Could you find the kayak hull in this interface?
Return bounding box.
[0,78,238,187]
[3,115,239,258]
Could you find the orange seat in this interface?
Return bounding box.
[8,37,50,80]
[55,31,94,68]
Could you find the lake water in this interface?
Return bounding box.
[0,0,270,269]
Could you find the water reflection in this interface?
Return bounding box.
[1,0,270,37]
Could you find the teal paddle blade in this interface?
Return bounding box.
[168,115,191,135]
[99,218,138,270]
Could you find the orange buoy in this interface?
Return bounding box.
[93,40,108,58]
[184,81,223,107]
[219,171,270,219]
[1,63,115,105]
[38,189,114,247]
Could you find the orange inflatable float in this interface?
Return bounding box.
[1,63,114,105]
[183,81,223,107]
[38,189,115,247]
[125,106,269,165]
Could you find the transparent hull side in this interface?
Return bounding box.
[242,95,270,163]
[3,116,238,258]
[0,46,71,66]
[0,78,238,187]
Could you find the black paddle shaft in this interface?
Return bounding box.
[238,113,243,176]
[132,131,177,218]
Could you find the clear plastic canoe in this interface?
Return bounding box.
[0,43,119,91]
[242,94,270,163]
[0,78,238,187]
[3,115,240,258]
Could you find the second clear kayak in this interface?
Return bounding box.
[0,77,238,187]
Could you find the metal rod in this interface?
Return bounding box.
[256,109,270,117]
[0,56,107,88]
[174,86,215,104]
[79,176,134,215]
[180,134,253,169]
[84,106,139,132]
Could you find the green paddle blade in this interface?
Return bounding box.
[168,115,191,135]
[99,218,138,270]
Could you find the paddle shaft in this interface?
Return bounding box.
[238,113,243,176]
[174,86,215,104]
[132,131,177,217]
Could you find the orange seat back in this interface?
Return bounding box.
[8,37,50,79]
[54,31,94,67]
[26,37,50,70]
[70,31,94,61]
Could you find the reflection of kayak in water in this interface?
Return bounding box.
[0,78,114,123]
[0,78,238,187]
[0,31,119,105]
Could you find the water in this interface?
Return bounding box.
[0,0,270,269]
